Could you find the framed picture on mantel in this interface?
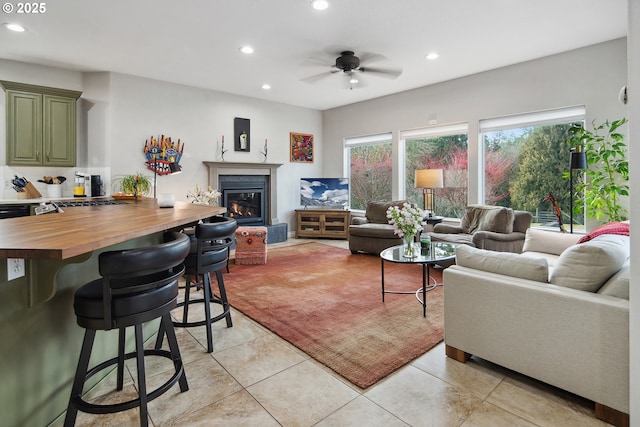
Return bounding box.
[290,132,314,163]
[234,117,250,152]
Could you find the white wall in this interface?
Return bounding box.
[322,38,628,221]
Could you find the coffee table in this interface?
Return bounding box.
[380,241,457,317]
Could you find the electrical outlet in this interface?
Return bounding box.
[7,258,25,281]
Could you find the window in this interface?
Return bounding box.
[480,106,585,227]
[345,133,393,210]
[402,124,468,218]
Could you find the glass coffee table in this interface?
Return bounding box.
[380,241,457,317]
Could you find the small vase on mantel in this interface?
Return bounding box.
[403,234,417,259]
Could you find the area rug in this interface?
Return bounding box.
[224,242,444,389]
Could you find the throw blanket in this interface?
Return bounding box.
[578,221,630,243]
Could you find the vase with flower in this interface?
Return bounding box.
[186,185,221,206]
[386,203,427,259]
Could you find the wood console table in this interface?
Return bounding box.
[296,209,350,239]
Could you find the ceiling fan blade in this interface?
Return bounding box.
[300,72,334,84]
[358,52,387,64]
[359,66,403,79]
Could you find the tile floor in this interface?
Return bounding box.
[61,239,611,427]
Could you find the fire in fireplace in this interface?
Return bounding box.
[226,191,261,220]
[220,176,268,226]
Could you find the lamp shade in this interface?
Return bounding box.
[415,169,444,189]
[570,151,587,170]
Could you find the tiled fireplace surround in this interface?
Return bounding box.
[204,162,287,243]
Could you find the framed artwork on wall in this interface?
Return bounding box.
[290,132,314,163]
[234,117,250,152]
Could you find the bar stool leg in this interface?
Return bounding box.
[161,313,189,392]
[134,324,149,427]
[214,270,233,328]
[201,273,214,353]
[64,329,96,427]
[117,328,126,390]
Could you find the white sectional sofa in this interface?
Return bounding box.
[443,226,630,426]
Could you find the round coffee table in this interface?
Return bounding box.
[380,241,457,317]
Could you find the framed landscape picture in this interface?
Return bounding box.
[290,132,314,163]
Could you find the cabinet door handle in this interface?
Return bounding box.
[47,152,50,162]
[36,151,40,161]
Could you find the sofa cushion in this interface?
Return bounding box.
[549,234,629,292]
[348,223,398,239]
[461,205,514,234]
[597,260,630,300]
[430,233,474,247]
[522,228,582,256]
[365,200,406,224]
[455,244,549,282]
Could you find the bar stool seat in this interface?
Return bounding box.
[157,216,237,353]
[64,232,191,427]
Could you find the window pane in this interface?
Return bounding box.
[405,134,468,218]
[483,121,583,228]
[348,143,393,210]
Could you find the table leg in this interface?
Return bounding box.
[381,258,385,302]
[422,264,427,317]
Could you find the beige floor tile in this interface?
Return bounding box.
[71,382,149,427]
[365,365,483,427]
[412,342,505,399]
[163,389,280,427]
[486,375,609,427]
[145,354,243,426]
[460,401,538,427]
[247,359,359,427]
[315,395,410,427]
[214,333,306,387]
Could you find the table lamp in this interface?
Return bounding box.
[415,169,444,216]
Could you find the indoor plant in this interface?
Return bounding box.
[386,203,426,258]
[568,118,628,223]
[112,173,152,197]
[186,184,221,206]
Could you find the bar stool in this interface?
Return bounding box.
[157,217,237,353]
[201,215,236,273]
[64,232,191,427]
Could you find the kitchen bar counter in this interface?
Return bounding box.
[0,198,226,427]
[0,198,224,259]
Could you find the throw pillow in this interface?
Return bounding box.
[577,221,630,243]
[455,244,549,282]
[461,205,513,234]
[597,260,629,300]
[549,234,629,292]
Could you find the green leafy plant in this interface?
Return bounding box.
[567,118,628,223]
[112,173,152,196]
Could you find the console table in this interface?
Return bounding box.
[295,209,350,239]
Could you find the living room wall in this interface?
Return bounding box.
[321,38,628,226]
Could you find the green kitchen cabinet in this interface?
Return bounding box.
[1,81,82,166]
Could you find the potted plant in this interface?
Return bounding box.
[567,118,628,223]
[112,173,153,197]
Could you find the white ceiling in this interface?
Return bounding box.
[0,0,627,111]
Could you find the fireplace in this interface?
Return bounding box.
[219,176,267,226]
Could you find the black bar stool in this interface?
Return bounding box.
[64,231,191,427]
[157,217,237,353]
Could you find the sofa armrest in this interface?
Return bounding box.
[433,223,463,234]
[443,265,629,414]
[351,216,369,225]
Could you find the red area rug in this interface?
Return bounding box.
[225,242,444,389]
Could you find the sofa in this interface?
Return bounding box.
[430,204,532,253]
[443,224,630,426]
[348,200,406,254]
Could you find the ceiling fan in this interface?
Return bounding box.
[302,50,403,88]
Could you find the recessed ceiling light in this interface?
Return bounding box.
[262,84,271,90]
[4,23,26,32]
[240,46,254,54]
[426,52,439,60]
[311,0,329,11]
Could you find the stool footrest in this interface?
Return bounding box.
[71,349,187,415]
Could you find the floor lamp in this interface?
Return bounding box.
[569,146,587,233]
[415,169,444,216]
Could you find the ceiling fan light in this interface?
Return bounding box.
[4,23,26,32]
[311,0,329,11]
[349,78,358,84]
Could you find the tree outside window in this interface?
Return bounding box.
[348,142,392,210]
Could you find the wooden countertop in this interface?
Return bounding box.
[0,199,226,260]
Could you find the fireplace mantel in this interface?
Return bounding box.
[203,161,283,224]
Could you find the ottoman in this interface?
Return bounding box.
[234,226,268,265]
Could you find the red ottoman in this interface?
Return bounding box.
[234,226,268,265]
